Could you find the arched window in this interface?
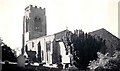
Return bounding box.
[38,41,41,62]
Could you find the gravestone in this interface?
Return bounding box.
[17,54,25,68]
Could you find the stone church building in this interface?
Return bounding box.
[21,5,120,68]
[22,5,71,67]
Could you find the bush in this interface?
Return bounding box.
[88,51,120,70]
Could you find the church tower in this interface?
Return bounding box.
[22,5,47,54]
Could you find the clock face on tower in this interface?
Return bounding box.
[34,16,42,32]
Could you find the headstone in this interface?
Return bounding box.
[17,54,25,68]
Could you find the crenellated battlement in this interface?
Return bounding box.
[25,5,45,10]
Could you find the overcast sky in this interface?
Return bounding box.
[0,0,119,49]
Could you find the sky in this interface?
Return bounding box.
[0,0,120,50]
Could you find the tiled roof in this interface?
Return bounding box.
[89,28,120,54]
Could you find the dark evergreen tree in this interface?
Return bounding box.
[65,29,106,69]
[2,44,17,62]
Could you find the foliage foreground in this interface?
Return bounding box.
[88,51,120,70]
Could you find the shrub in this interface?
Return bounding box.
[88,51,120,70]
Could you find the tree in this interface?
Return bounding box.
[2,44,17,62]
[65,29,106,69]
